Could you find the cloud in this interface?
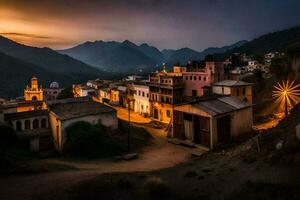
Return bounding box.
[0,32,53,39]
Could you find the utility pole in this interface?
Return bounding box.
[285,94,288,116]
[127,99,131,152]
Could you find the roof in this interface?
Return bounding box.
[212,80,252,87]
[175,96,251,116]
[50,101,116,120]
[5,110,49,121]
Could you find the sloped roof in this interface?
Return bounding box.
[51,101,115,120]
[174,96,251,116]
[212,80,252,87]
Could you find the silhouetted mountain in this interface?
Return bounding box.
[0,52,83,98]
[0,36,101,75]
[217,26,300,58]
[60,40,246,72]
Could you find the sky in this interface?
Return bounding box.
[0,0,300,51]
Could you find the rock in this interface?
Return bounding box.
[276,140,284,150]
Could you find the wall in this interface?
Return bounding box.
[230,107,253,138]
[182,72,211,96]
[133,84,150,114]
[50,112,118,151]
[150,101,172,123]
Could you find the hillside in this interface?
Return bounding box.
[0,36,101,75]
[218,26,300,57]
[0,52,107,98]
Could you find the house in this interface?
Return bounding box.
[133,83,150,115]
[43,82,64,101]
[172,96,253,150]
[98,87,111,103]
[73,84,96,97]
[48,99,118,151]
[148,67,184,123]
[87,79,104,89]
[180,61,225,97]
[212,80,253,104]
[4,110,52,153]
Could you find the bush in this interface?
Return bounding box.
[65,121,122,157]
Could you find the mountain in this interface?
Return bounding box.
[161,40,247,65]
[219,26,300,57]
[0,36,116,98]
[60,40,246,72]
[0,36,101,75]
[60,40,159,73]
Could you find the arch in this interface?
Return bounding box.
[33,119,39,129]
[41,118,47,128]
[25,120,31,130]
[16,121,22,132]
[32,96,38,101]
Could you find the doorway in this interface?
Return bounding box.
[217,115,231,143]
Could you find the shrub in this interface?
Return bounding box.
[65,121,122,157]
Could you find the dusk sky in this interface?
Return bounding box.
[1,0,300,51]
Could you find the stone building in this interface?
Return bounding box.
[4,110,52,153]
[48,99,118,151]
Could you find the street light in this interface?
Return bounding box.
[272,80,300,116]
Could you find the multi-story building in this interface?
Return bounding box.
[133,83,150,115]
[148,68,184,123]
[178,61,225,97]
[73,84,96,97]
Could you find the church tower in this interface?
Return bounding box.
[24,76,43,101]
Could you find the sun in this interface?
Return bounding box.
[272,80,300,115]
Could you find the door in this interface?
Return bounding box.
[193,115,200,144]
[153,108,159,119]
[217,115,231,143]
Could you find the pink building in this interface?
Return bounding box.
[176,61,225,97]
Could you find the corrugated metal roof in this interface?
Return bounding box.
[175,96,251,116]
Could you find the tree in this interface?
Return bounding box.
[57,86,74,99]
[270,57,291,78]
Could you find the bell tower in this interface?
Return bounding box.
[24,76,43,101]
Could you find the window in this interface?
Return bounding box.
[194,76,196,80]
[138,91,141,96]
[147,93,149,98]
[192,90,197,97]
[41,118,47,128]
[16,121,22,132]
[25,120,30,130]
[243,88,246,95]
[199,76,201,81]
[33,119,39,129]
[237,88,240,96]
[166,110,171,117]
[204,77,206,81]
[190,76,192,80]
[222,87,224,94]
[142,91,145,97]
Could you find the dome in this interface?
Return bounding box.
[50,81,59,88]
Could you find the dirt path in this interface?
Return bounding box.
[0,123,194,200]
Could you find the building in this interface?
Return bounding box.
[180,61,225,97]
[43,82,64,101]
[24,76,43,101]
[133,83,150,115]
[4,110,52,153]
[212,80,253,104]
[172,96,253,150]
[48,99,118,151]
[87,79,104,89]
[1,101,48,114]
[148,67,184,123]
[98,87,111,103]
[73,84,96,97]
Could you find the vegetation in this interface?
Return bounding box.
[269,56,291,78]
[65,121,122,157]
[56,86,74,99]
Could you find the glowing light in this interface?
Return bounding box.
[272,80,300,115]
